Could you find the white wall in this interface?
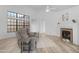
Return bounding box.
[0,5,36,39]
[30,10,46,33]
[36,10,57,35]
[30,19,40,32]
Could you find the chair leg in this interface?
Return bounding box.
[20,41,32,53]
[35,41,37,48]
[28,41,31,53]
[21,42,23,53]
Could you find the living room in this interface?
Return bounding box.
[0,5,79,53]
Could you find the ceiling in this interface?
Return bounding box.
[28,5,77,12]
[4,5,78,12]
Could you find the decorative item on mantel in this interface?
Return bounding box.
[57,22,60,24]
[72,19,76,23]
[57,19,61,27]
[62,15,64,21]
[65,12,69,21]
[62,12,69,21]
[57,18,61,25]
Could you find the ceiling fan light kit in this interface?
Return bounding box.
[45,6,56,12]
[46,9,50,12]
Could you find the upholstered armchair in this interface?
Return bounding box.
[16,28,39,53]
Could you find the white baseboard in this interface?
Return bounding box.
[40,32,60,37]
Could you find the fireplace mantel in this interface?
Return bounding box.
[61,28,72,30]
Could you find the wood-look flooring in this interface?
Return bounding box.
[0,34,79,53]
[0,37,20,53]
[36,35,79,53]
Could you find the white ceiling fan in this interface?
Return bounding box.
[45,5,56,12]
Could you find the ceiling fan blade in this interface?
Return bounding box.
[45,5,50,12]
[45,5,56,12]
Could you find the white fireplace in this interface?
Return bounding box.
[59,21,79,45]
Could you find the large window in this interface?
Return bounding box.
[7,11,30,32]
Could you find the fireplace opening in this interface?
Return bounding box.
[62,31,70,40]
[61,28,73,43]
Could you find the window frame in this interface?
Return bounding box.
[7,11,30,32]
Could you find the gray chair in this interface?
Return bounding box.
[16,28,38,53]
